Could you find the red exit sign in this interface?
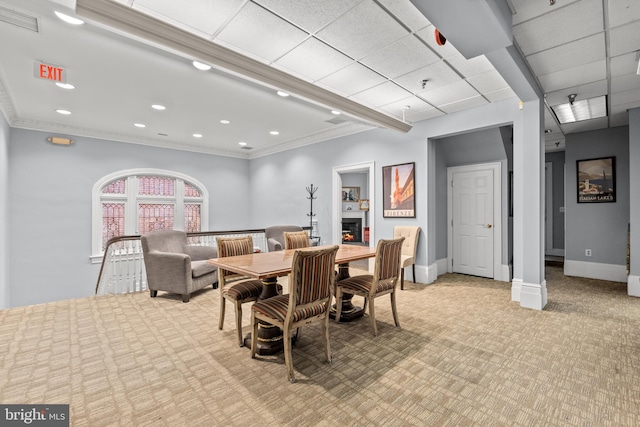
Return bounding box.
[34,61,66,83]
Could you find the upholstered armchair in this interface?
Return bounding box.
[265,225,304,251]
[393,226,421,290]
[141,230,218,303]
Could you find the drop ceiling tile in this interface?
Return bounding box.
[379,0,432,32]
[316,1,408,60]
[319,62,387,96]
[438,96,488,114]
[406,107,444,122]
[446,54,494,78]
[512,0,602,55]
[134,0,244,37]
[415,25,460,59]
[275,37,354,81]
[609,20,640,57]
[544,80,607,106]
[611,87,640,106]
[394,61,462,94]
[380,96,434,117]
[466,70,509,94]
[420,80,479,106]
[525,33,605,76]
[561,117,608,134]
[484,87,517,102]
[611,74,640,94]
[609,105,631,127]
[610,52,638,77]
[252,0,362,34]
[608,0,640,28]
[215,2,308,62]
[538,60,606,93]
[351,82,414,108]
[360,35,440,79]
[509,0,582,26]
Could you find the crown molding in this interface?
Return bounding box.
[75,0,412,134]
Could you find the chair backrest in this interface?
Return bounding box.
[265,225,303,251]
[284,230,310,250]
[371,237,405,295]
[216,235,254,279]
[141,230,187,254]
[393,226,421,258]
[289,245,339,310]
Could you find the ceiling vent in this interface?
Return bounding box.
[0,5,39,32]
[326,116,348,125]
[240,146,253,150]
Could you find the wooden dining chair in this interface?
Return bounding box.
[283,230,311,250]
[335,237,404,336]
[250,245,339,382]
[216,236,264,347]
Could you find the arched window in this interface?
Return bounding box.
[91,169,208,260]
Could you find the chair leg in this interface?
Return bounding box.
[391,290,400,327]
[322,313,332,364]
[284,325,295,383]
[412,264,416,284]
[235,301,244,347]
[334,288,343,323]
[218,296,226,330]
[362,297,368,312]
[250,312,258,359]
[182,294,190,303]
[150,290,157,298]
[401,268,405,290]
[369,297,378,337]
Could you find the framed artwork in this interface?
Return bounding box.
[577,156,615,203]
[382,162,415,217]
[342,186,360,202]
[359,199,369,211]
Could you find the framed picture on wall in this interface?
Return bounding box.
[382,162,415,217]
[577,156,616,203]
[342,186,360,202]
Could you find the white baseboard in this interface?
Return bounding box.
[564,260,627,283]
[511,278,522,302]
[628,275,640,297]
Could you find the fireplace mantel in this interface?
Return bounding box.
[342,211,365,219]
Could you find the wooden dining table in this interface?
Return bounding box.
[208,244,376,354]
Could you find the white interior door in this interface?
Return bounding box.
[452,169,494,278]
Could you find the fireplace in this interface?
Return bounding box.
[341,218,362,243]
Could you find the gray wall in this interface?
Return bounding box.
[545,151,565,250]
[0,113,8,309]
[565,126,629,265]
[8,128,252,307]
[435,127,509,263]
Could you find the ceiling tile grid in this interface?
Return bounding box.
[274,37,354,82]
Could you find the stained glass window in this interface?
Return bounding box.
[184,204,201,232]
[138,203,174,234]
[138,176,175,196]
[102,202,125,249]
[184,182,201,197]
[102,179,126,194]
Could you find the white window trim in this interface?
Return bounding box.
[91,168,209,263]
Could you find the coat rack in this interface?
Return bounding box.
[306,184,317,238]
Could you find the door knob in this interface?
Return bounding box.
[486,224,492,228]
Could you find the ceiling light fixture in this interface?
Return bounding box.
[134,123,146,128]
[238,142,247,146]
[550,0,556,5]
[55,82,75,90]
[270,131,279,135]
[220,119,230,124]
[47,136,74,145]
[277,91,290,97]
[55,109,71,115]
[74,0,411,133]
[551,95,607,124]
[568,94,577,105]
[331,110,341,115]
[193,133,203,138]
[192,60,211,71]
[151,104,166,110]
[400,105,411,123]
[54,11,85,25]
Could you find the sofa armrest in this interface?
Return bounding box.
[184,245,218,261]
[268,238,283,252]
[145,251,191,291]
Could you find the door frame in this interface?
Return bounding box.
[447,161,503,280]
[545,162,553,255]
[332,161,375,248]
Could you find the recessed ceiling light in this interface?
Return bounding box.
[551,95,607,124]
[220,119,230,124]
[331,110,341,115]
[55,82,75,90]
[54,11,84,25]
[134,123,146,128]
[193,133,203,138]
[277,91,290,97]
[238,142,247,146]
[192,60,211,71]
[270,131,279,135]
[55,109,71,115]
[151,104,166,110]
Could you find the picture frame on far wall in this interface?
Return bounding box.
[342,186,360,202]
[382,162,415,217]
[577,156,616,203]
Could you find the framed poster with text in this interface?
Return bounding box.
[382,162,415,218]
[577,156,615,203]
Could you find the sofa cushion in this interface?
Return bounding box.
[191,260,217,278]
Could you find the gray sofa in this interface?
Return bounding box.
[141,230,218,302]
[265,225,304,251]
